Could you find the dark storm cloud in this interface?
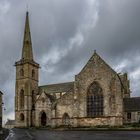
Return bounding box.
[88,0,140,56]
[0,0,140,121]
[42,0,140,85]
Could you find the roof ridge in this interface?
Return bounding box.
[124,97,140,99]
[39,81,74,87]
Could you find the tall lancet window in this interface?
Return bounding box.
[32,69,35,78]
[87,82,104,117]
[20,89,24,109]
[32,90,36,105]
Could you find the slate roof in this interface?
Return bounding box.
[5,120,15,126]
[39,82,74,94]
[123,97,140,112]
[45,93,56,102]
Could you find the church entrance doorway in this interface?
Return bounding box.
[41,112,47,126]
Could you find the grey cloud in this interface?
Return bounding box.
[0,0,140,121]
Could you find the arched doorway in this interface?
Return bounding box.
[62,113,70,125]
[40,112,47,126]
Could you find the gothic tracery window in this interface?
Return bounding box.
[87,82,104,117]
[20,89,24,109]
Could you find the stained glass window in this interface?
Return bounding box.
[87,82,104,117]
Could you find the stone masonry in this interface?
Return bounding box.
[15,12,139,128]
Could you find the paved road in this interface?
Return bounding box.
[5,128,140,140]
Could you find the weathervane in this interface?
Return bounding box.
[26,0,29,12]
[26,4,28,11]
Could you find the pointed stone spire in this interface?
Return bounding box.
[22,11,33,60]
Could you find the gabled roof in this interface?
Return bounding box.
[78,51,126,91]
[35,91,56,104]
[45,93,56,102]
[78,51,117,75]
[123,97,140,112]
[39,82,74,94]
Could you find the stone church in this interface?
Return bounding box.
[15,12,140,128]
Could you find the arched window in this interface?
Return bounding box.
[20,89,24,109]
[62,113,70,125]
[20,113,24,121]
[20,69,24,76]
[32,90,35,104]
[32,69,35,78]
[87,82,104,117]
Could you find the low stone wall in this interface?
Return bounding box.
[124,112,140,124]
[77,117,123,127]
[51,116,123,128]
[51,118,77,127]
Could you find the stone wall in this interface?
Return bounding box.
[124,112,140,124]
[53,91,78,127]
[74,53,123,126]
[15,62,39,127]
[35,92,52,127]
[119,73,130,98]
[77,117,123,127]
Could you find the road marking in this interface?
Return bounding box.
[5,129,15,140]
[25,131,34,140]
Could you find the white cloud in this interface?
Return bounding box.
[130,67,140,80]
[114,60,129,72]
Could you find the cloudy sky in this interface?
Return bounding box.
[0,0,140,122]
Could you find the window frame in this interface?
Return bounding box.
[127,112,131,120]
[87,82,104,118]
[32,69,35,78]
[20,89,24,109]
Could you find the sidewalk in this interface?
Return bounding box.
[0,129,9,140]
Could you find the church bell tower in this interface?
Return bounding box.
[15,12,39,127]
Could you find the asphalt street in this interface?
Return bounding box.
[5,128,140,140]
